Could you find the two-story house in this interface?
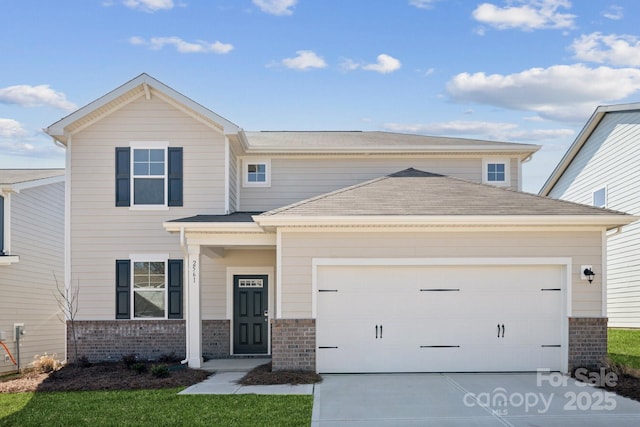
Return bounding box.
[541,103,640,329]
[0,169,65,373]
[46,74,633,373]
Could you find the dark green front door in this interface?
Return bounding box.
[233,275,268,354]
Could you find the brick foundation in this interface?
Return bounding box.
[202,320,230,359]
[568,317,608,372]
[67,320,186,362]
[271,318,316,371]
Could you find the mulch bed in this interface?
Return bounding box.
[0,362,210,393]
[237,362,322,386]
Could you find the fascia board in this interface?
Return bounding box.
[253,215,638,229]
[163,221,265,233]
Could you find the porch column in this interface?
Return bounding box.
[186,244,202,368]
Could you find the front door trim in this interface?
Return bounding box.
[226,267,274,355]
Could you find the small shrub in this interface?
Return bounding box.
[122,353,137,369]
[32,353,62,373]
[150,364,170,378]
[132,362,148,374]
[157,352,180,363]
[77,355,92,368]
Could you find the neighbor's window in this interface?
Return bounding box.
[133,148,166,205]
[593,187,607,208]
[133,261,166,318]
[243,159,271,187]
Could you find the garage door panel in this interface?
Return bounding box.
[316,264,564,373]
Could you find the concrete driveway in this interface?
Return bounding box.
[312,372,640,426]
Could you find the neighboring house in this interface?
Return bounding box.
[540,103,640,329]
[0,169,65,373]
[45,74,634,374]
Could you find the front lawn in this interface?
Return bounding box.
[0,389,312,427]
[609,328,640,370]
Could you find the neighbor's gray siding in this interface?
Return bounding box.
[0,182,64,372]
[548,111,640,327]
[239,156,520,212]
[228,139,238,213]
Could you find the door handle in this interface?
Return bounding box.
[497,324,500,338]
[375,325,378,339]
[380,325,383,339]
[501,324,505,338]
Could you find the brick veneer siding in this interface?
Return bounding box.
[568,317,608,372]
[202,320,230,359]
[67,320,186,362]
[271,319,316,371]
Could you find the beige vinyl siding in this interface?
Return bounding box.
[548,111,640,327]
[240,157,520,212]
[200,249,276,319]
[70,95,227,320]
[0,182,64,373]
[279,230,602,319]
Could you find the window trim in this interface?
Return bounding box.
[130,254,169,320]
[0,193,19,265]
[592,186,607,208]
[482,158,511,187]
[129,141,169,210]
[242,158,271,188]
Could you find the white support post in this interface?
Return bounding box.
[186,244,202,368]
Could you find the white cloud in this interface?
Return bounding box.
[122,0,175,12]
[472,0,575,31]
[253,0,297,16]
[571,33,640,67]
[279,50,327,70]
[0,85,76,111]
[342,54,402,74]
[129,36,233,54]
[446,64,640,122]
[363,54,401,74]
[384,120,574,142]
[409,0,439,9]
[602,5,623,20]
[0,118,28,138]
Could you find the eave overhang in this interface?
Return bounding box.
[252,214,638,231]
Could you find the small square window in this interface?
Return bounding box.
[487,163,506,182]
[248,164,266,182]
[243,159,271,187]
[593,187,607,208]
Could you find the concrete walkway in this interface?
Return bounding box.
[312,373,640,426]
[178,358,314,395]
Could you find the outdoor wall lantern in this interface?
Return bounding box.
[582,267,595,284]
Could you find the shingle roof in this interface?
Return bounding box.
[261,168,629,217]
[0,169,64,185]
[169,212,262,223]
[243,131,540,156]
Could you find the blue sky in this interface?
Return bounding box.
[2,0,640,193]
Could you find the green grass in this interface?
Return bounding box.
[0,389,312,427]
[609,328,640,370]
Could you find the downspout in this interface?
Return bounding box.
[179,226,189,364]
[607,227,622,237]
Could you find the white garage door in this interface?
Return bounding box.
[316,265,564,373]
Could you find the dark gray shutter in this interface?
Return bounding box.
[115,260,131,319]
[0,196,4,254]
[167,259,183,319]
[115,147,131,207]
[167,147,183,207]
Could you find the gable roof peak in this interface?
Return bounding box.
[387,168,444,178]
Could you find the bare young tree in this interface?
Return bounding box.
[54,273,80,362]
